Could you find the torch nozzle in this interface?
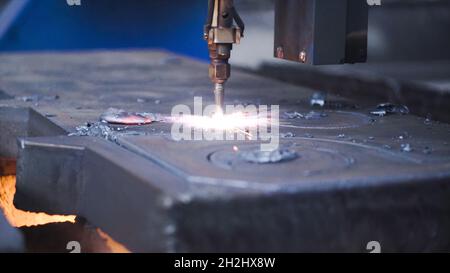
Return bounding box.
[214,83,225,114]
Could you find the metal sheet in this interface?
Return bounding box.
[1,50,450,252]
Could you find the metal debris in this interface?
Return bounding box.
[371,109,387,117]
[100,108,164,125]
[283,111,327,120]
[69,122,117,141]
[398,132,410,140]
[424,118,433,125]
[240,148,299,164]
[115,126,129,131]
[370,103,410,117]
[401,143,413,152]
[16,94,59,102]
[68,122,142,142]
[310,92,326,107]
[281,132,296,138]
[283,111,304,119]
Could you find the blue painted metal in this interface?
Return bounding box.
[0,0,208,60]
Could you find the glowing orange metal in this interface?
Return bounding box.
[0,176,76,227]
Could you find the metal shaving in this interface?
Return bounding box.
[68,122,141,142]
[310,92,326,107]
[283,111,327,120]
[69,122,116,141]
[400,143,413,152]
[424,118,432,125]
[240,148,299,164]
[281,132,296,138]
[283,111,304,119]
[370,103,409,117]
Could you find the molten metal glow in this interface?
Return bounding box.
[0,176,76,227]
[0,175,130,253]
[97,228,131,253]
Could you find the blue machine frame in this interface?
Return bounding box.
[0,0,209,60]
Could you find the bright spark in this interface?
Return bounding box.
[171,111,270,133]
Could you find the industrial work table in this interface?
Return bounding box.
[1,50,450,252]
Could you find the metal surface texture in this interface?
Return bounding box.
[274,0,368,64]
[0,210,23,252]
[1,50,450,252]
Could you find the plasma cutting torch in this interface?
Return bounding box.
[204,0,244,113]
